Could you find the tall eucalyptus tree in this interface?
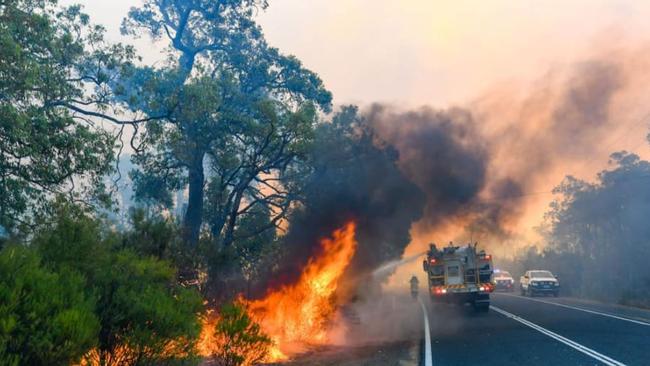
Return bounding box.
[119,1,331,246]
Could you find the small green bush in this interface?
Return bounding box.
[211,302,272,366]
[0,246,99,366]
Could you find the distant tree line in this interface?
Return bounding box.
[500,151,650,308]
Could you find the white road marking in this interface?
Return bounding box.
[496,293,650,327]
[492,306,626,366]
[418,297,433,366]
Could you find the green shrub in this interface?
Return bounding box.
[35,206,204,366]
[0,246,99,366]
[85,250,204,366]
[34,207,107,277]
[211,302,272,366]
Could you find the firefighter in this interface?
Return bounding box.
[410,275,419,299]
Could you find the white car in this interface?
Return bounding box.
[520,270,560,297]
[493,270,515,292]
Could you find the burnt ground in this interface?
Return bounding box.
[268,292,422,366]
[201,292,423,366]
[269,341,419,366]
[201,341,419,366]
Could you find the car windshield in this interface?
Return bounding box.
[496,271,511,277]
[530,271,554,278]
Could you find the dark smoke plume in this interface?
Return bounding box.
[367,104,495,228]
[257,51,639,298]
[256,104,512,296]
[366,104,531,242]
[254,106,425,296]
[368,58,626,246]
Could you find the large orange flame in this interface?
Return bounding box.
[197,221,357,362]
[249,221,357,361]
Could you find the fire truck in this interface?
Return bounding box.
[422,242,494,312]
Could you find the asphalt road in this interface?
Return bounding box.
[272,292,649,366]
[422,292,650,366]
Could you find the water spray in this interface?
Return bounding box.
[372,250,427,278]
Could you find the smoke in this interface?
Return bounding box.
[252,106,426,297]
[256,46,650,306]
[476,59,624,201]
[378,49,650,263]
[467,54,646,251]
[368,105,491,227]
[334,291,423,346]
[266,101,520,293]
[366,104,521,241]
[374,47,650,289]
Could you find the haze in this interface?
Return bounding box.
[68,0,650,254]
[72,1,650,105]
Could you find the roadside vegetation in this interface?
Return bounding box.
[0,0,378,364]
[500,152,650,308]
[0,0,316,364]
[205,302,272,366]
[3,0,650,365]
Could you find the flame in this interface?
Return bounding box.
[196,308,218,357]
[249,221,357,361]
[197,221,357,362]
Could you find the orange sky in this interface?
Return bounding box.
[70,1,650,107]
[256,0,650,244]
[257,0,650,106]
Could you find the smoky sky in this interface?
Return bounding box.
[367,104,492,228]
[256,54,634,298]
[253,106,426,296]
[483,60,624,187]
[357,58,625,245]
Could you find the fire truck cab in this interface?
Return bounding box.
[422,242,494,312]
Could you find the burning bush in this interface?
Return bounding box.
[202,302,272,366]
[199,222,358,363]
[249,222,357,360]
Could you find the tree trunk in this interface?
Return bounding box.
[222,186,245,248]
[183,152,205,246]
